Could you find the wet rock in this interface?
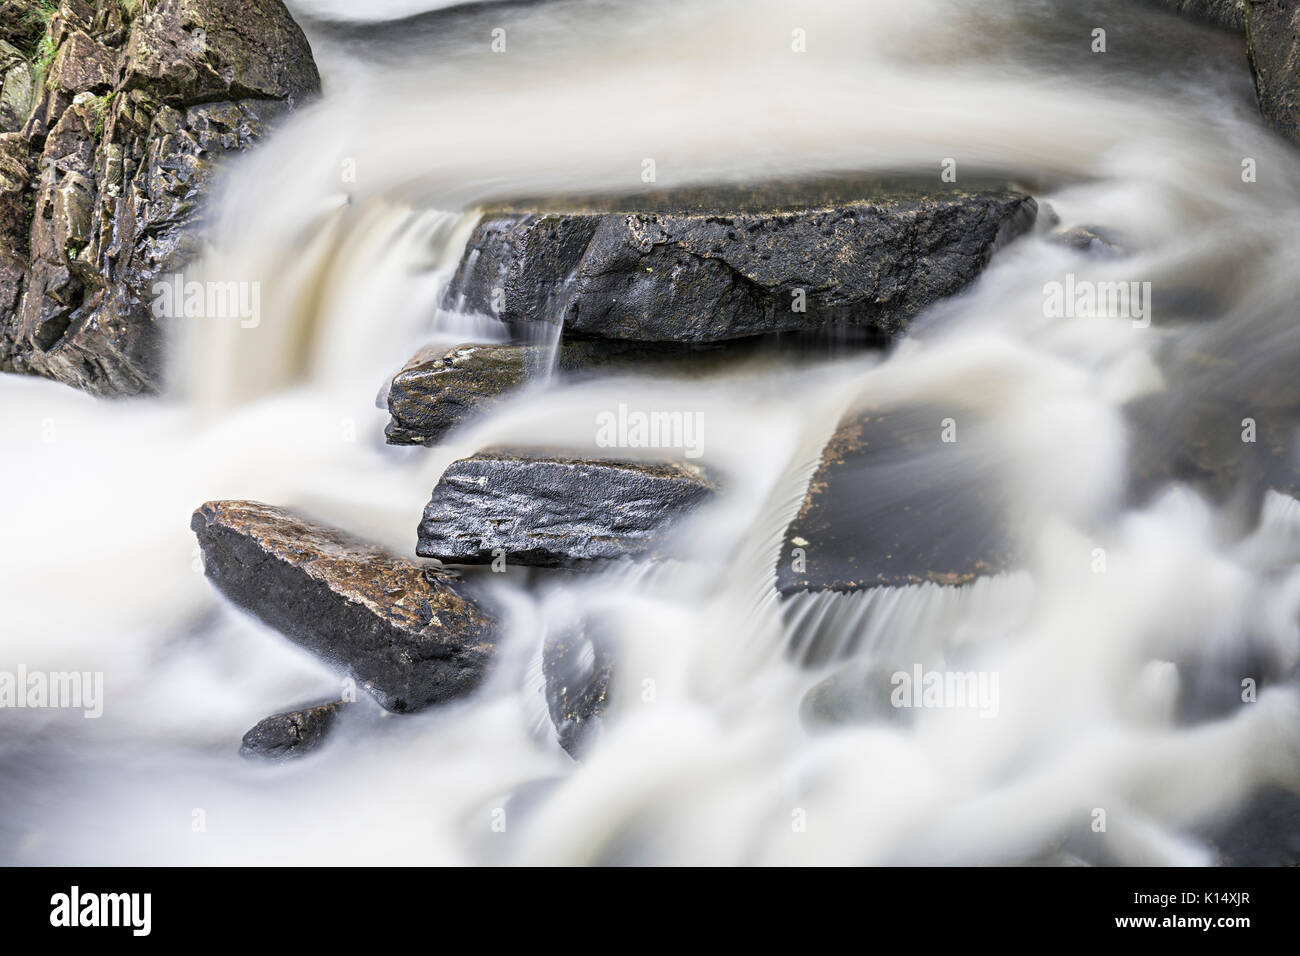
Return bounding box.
[385,343,537,446]
[1125,392,1300,506]
[1245,0,1300,144]
[240,699,343,760]
[0,0,320,395]
[192,500,498,713]
[385,338,765,446]
[417,451,716,567]
[542,620,612,758]
[777,405,1016,594]
[1048,224,1127,258]
[443,183,1036,344]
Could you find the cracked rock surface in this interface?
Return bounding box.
[0,0,318,395]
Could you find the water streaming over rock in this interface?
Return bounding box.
[3,0,1300,864]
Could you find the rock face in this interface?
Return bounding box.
[1246,0,1300,144]
[777,406,1016,594]
[443,186,1037,344]
[192,500,498,713]
[240,699,342,759]
[417,451,716,566]
[0,0,319,395]
[0,37,33,131]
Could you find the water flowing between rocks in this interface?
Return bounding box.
[3,0,1300,865]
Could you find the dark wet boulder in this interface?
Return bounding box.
[192,500,498,713]
[385,343,538,446]
[443,183,1036,344]
[240,699,343,760]
[384,338,767,446]
[0,0,320,395]
[1245,0,1300,144]
[417,451,716,567]
[777,405,1016,594]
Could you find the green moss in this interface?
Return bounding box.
[30,32,55,90]
[89,92,112,140]
[20,2,58,54]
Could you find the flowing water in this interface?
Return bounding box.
[3,0,1300,865]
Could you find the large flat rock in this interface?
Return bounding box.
[417,451,716,567]
[777,406,1016,594]
[192,500,497,713]
[442,182,1037,344]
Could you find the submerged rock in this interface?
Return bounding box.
[417,451,716,567]
[799,662,911,729]
[541,620,612,758]
[192,500,498,713]
[1245,0,1300,145]
[443,183,1036,344]
[240,699,343,760]
[1203,786,1300,865]
[777,405,1016,594]
[0,0,320,395]
[1124,392,1300,506]
[1048,225,1127,258]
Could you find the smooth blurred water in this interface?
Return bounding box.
[2,0,1299,865]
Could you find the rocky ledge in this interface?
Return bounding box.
[777,405,1016,594]
[192,500,498,713]
[442,182,1037,344]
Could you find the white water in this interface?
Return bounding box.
[3,0,1300,864]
